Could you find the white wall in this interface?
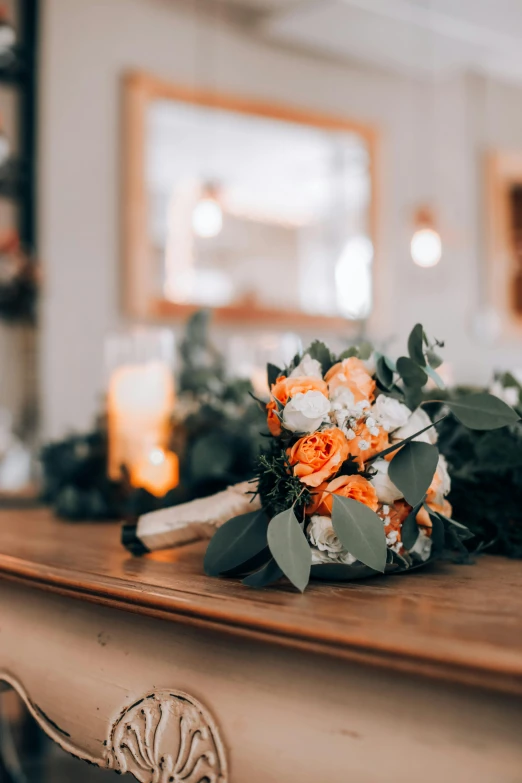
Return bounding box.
[39,0,522,438]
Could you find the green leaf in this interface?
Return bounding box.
[436,513,474,541]
[267,363,282,387]
[407,324,426,366]
[426,348,443,369]
[396,356,428,388]
[425,364,445,389]
[404,386,423,411]
[388,441,439,506]
[267,508,311,592]
[445,393,520,430]
[376,355,394,389]
[242,558,284,588]
[331,496,387,573]
[204,509,270,576]
[384,355,397,372]
[305,340,333,375]
[401,503,423,550]
[338,346,359,360]
[426,506,445,551]
[367,416,445,462]
[358,341,373,361]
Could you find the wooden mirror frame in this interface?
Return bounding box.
[485,151,522,337]
[122,71,379,331]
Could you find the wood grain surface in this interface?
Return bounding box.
[0,508,521,695]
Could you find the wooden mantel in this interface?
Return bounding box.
[0,508,522,783]
[0,508,521,695]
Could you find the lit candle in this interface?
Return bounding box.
[105,328,177,488]
[130,447,179,497]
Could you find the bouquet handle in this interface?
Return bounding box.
[122,481,260,555]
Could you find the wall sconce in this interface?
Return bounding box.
[192,181,223,239]
[411,207,442,268]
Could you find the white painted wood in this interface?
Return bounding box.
[0,581,521,782]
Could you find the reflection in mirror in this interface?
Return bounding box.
[125,74,377,329]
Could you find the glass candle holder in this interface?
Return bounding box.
[105,327,179,495]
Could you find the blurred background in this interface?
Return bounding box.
[1,0,522,779]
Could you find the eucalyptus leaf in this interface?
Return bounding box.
[401,503,423,550]
[426,348,443,369]
[305,340,333,374]
[436,512,474,541]
[425,364,445,389]
[445,393,520,430]
[358,341,373,361]
[405,386,424,411]
[368,416,445,462]
[242,558,284,588]
[338,346,359,361]
[376,355,394,389]
[267,507,311,592]
[384,355,397,372]
[331,496,387,573]
[204,509,269,577]
[407,324,426,366]
[388,441,439,506]
[396,356,428,388]
[426,506,445,552]
[267,363,282,387]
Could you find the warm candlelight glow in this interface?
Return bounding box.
[107,360,175,482]
[130,447,179,497]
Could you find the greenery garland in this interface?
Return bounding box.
[426,374,522,558]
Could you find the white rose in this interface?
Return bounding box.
[371,395,411,432]
[289,354,323,379]
[330,386,357,410]
[307,515,344,554]
[370,458,403,504]
[409,530,432,561]
[392,407,437,445]
[282,390,330,433]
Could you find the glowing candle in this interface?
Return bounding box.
[130,447,179,497]
[106,328,177,492]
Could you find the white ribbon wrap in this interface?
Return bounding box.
[134,481,260,552]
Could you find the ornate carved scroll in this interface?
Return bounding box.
[105,690,228,783]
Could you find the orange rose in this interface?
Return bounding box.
[305,481,328,516]
[346,421,389,468]
[325,357,376,403]
[416,499,452,535]
[287,427,349,488]
[315,474,379,516]
[285,376,328,398]
[266,375,328,436]
[266,375,289,436]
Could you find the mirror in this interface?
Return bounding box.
[123,72,377,330]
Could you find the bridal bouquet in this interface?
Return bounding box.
[204,325,519,591]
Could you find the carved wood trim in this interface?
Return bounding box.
[0,670,103,765]
[105,690,228,782]
[0,673,228,783]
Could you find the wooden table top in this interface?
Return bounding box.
[0,508,521,695]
